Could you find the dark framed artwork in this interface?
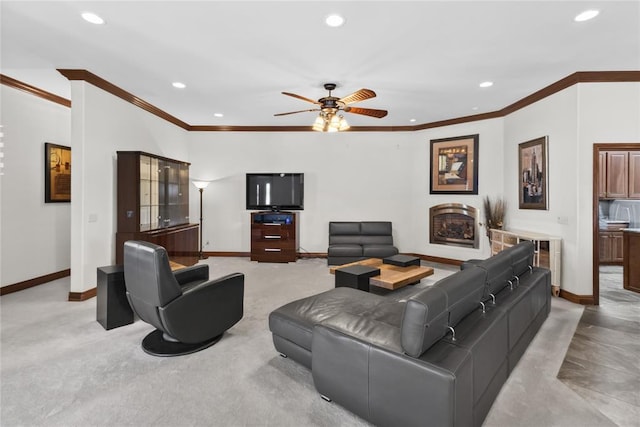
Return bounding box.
[518,136,548,210]
[430,134,479,194]
[45,142,71,203]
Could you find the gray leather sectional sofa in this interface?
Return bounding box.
[268,241,551,426]
[327,221,399,265]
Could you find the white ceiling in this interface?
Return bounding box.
[2,1,639,128]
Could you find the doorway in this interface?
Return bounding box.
[592,143,640,305]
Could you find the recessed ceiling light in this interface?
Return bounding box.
[575,10,599,22]
[479,81,493,88]
[213,113,224,118]
[325,14,345,27]
[172,82,186,89]
[81,12,104,25]
[471,107,479,111]
[409,119,416,123]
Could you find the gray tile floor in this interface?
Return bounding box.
[557,266,640,427]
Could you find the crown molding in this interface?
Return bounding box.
[57,69,191,130]
[4,70,639,132]
[499,70,640,116]
[0,73,71,107]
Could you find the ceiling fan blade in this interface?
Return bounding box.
[344,106,388,118]
[282,92,321,105]
[339,88,377,105]
[274,108,320,116]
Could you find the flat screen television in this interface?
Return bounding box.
[246,173,304,211]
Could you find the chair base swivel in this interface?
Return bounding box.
[141,330,223,357]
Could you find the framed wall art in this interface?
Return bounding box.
[45,142,71,203]
[518,136,548,210]
[430,134,479,194]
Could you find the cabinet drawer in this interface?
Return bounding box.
[251,240,295,251]
[250,247,296,262]
[251,226,293,241]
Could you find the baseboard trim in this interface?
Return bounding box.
[1,269,71,296]
[203,251,464,265]
[298,252,327,259]
[1,255,593,305]
[205,251,326,259]
[68,287,97,302]
[406,253,463,266]
[204,251,251,258]
[559,289,595,305]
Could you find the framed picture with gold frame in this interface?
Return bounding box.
[45,142,71,203]
[430,134,479,194]
[518,136,548,210]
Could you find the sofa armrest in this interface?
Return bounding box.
[159,273,244,343]
[173,264,209,286]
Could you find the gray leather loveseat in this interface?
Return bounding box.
[327,221,399,265]
[269,241,551,426]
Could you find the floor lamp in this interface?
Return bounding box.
[192,180,210,260]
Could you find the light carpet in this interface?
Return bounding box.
[0,257,616,426]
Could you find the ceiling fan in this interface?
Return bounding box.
[274,83,388,131]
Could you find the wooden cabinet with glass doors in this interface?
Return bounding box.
[115,151,198,266]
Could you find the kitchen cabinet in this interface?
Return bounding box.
[605,151,629,198]
[623,229,640,293]
[600,150,640,199]
[599,231,624,264]
[598,151,607,198]
[629,151,640,198]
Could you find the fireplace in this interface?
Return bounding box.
[430,203,479,249]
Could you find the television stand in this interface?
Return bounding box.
[250,211,298,263]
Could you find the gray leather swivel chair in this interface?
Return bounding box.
[123,240,244,356]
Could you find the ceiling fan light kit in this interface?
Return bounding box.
[312,112,349,132]
[276,83,388,132]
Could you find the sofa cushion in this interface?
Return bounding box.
[363,244,399,258]
[360,234,395,246]
[317,312,403,352]
[329,222,361,235]
[507,241,535,277]
[474,251,514,298]
[361,221,392,235]
[433,265,487,327]
[268,288,383,351]
[328,244,363,257]
[400,286,449,357]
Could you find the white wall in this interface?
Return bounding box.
[188,118,503,262]
[187,131,420,255]
[67,81,189,293]
[413,118,505,260]
[504,86,580,294]
[3,79,638,298]
[575,82,640,294]
[504,82,640,296]
[0,85,71,287]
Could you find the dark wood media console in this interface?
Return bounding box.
[250,212,298,263]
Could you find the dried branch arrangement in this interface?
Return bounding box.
[483,196,506,238]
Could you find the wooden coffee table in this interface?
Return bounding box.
[330,258,434,290]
